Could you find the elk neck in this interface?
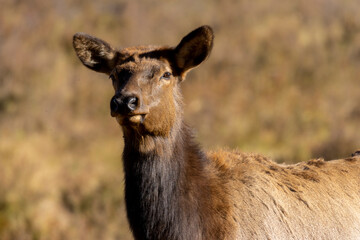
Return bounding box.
[121,112,215,239]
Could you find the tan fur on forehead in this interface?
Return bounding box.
[121,45,166,55]
[114,45,173,72]
[117,45,171,60]
[114,57,169,76]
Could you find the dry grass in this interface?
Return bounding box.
[1,0,360,239]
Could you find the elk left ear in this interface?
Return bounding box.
[73,33,119,74]
[174,26,214,78]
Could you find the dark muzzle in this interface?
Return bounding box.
[110,95,139,117]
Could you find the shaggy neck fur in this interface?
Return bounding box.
[122,120,208,240]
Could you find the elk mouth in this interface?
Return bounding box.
[127,114,146,124]
[116,113,148,126]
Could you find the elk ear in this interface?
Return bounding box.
[174,26,214,78]
[73,33,119,74]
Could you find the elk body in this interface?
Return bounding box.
[73,26,360,240]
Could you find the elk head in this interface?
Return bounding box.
[73,26,214,137]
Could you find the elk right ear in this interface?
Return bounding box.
[174,26,214,78]
[73,33,119,74]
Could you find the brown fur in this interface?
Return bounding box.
[73,26,360,240]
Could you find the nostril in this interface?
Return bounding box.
[110,97,119,113]
[127,97,138,111]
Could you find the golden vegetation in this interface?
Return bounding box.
[1,0,359,239]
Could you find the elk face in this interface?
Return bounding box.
[73,26,214,136]
[109,53,178,136]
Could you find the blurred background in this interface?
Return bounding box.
[1,0,360,239]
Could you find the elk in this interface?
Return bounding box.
[73,26,360,240]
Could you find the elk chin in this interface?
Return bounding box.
[116,110,175,137]
[116,114,145,127]
[128,115,143,124]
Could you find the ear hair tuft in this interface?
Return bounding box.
[73,33,118,74]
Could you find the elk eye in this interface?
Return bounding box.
[161,72,172,80]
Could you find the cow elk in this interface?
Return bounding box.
[73,26,360,240]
